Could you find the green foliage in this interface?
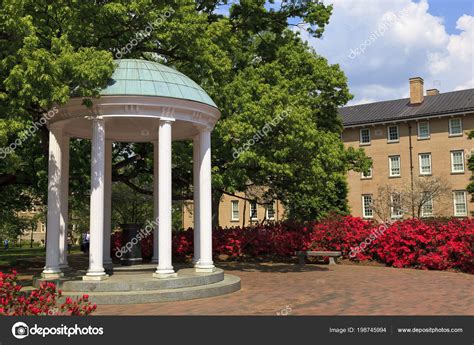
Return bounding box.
[0,0,369,223]
[112,183,153,226]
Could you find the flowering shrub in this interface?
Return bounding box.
[372,219,474,272]
[0,271,96,316]
[111,231,122,259]
[140,233,154,259]
[111,217,473,273]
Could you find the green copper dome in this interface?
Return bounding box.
[101,59,217,108]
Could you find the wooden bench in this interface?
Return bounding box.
[295,251,342,265]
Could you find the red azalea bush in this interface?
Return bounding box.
[0,271,96,316]
[110,217,473,274]
[373,218,474,272]
[140,234,154,259]
[111,231,122,260]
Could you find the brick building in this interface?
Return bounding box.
[341,78,473,219]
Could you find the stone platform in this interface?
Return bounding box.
[33,265,241,305]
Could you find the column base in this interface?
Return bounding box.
[153,268,177,279]
[151,256,159,264]
[194,263,215,273]
[83,273,109,281]
[41,270,64,279]
[83,267,108,281]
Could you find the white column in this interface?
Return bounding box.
[84,117,108,280]
[42,127,64,278]
[151,141,159,263]
[195,128,215,272]
[153,119,176,278]
[59,135,70,270]
[103,140,113,267]
[193,135,201,265]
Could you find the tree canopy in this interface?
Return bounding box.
[0,0,369,226]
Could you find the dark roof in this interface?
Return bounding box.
[340,88,474,126]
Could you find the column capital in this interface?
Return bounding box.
[159,117,175,123]
[197,125,213,133]
[85,115,105,122]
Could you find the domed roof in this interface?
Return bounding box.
[101,59,217,108]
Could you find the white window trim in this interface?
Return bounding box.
[250,202,258,220]
[448,118,463,137]
[359,128,371,145]
[266,204,275,220]
[453,191,468,217]
[390,193,403,219]
[421,193,434,218]
[389,155,401,177]
[387,125,399,143]
[450,150,465,173]
[231,200,239,221]
[417,121,430,139]
[362,195,373,219]
[418,153,432,175]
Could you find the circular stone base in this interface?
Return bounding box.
[34,267,240,305]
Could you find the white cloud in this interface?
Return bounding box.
[294,0,474,104]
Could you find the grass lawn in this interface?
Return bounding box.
[0,246,81,269]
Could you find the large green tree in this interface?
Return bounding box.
[0,0,369,225]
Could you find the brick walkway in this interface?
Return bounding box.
[95,263,474,315]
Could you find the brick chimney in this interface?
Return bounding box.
[426,88,440,96]
[409,77,424,104]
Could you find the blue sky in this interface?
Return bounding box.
[215,0,473,105]
[426,0,473,34]
[295,0,474,104]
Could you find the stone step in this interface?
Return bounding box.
[62,274,241,304]
[34,268,225,292]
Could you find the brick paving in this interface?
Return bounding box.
[95,262,474,316]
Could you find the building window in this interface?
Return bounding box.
[451,150,465,173]
[390,193,403,219]
[250,201,258,220]
[362,195,373,218]
[41,223,46,232]
[418,153,432,175]
[387,125,399,142]
[231,200,239,221]
[266,203,275,220]
[448,118,462,136]
[453,191,467,217]
[389,155,401,177]
[421,192,433,217]
[361,166,373,179]
[417,121,430,139]
[359,128,371,145]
